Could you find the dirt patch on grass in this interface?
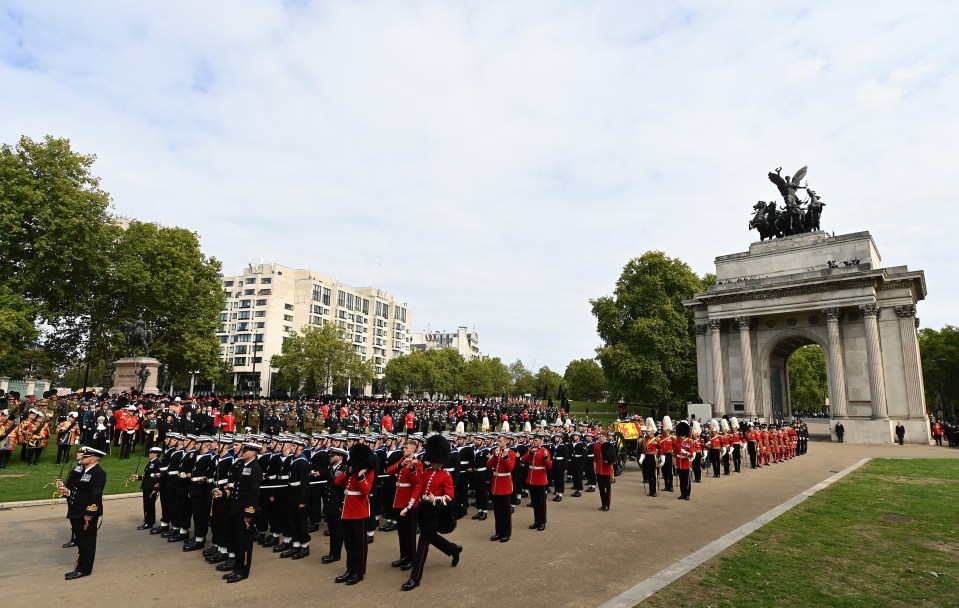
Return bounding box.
[0,473,26,478]
[927,541,959,556]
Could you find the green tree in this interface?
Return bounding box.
[508,359,537,397]
[564,358,608,401]
[786,345,827,413]
[383,353,415,398]
[271,324,371,397]
[460,357,511,398]
[591,251,705,414]
[919,326,959,417]
[0,285,38,366]
[534,366,564,400]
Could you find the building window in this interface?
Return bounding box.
[234,357,247,366]
[394,306,406,323]
[254,310,266,318]
[283,325,293,333]
[239,300,251,308]
[254,333,265,342]
[243,289,255,295]
[284,303,294,311]
[311,315,322,325]
[224,281,234,287]
[323,287,331,306]
[219,313,228,321]
[237,311,251,320]
[235,345,248,355]
[284,314,293,322]
[253,344,263,352]
[219,336,228,344]
[245,278,256,284]
[362,298,370,315]
[338,290,346,307]
[312,285,323,302]
[255,299,267,306]
[261,277,271,284]
[237,334,252,343]
[254,322,265,329]
[252,356,262,364]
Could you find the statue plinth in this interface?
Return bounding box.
[110,357,161,395]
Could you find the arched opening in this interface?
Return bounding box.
[767,335,827,420]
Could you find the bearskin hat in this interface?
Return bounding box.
[676,420,691,438]
[347,443,376,475]
[223,402,235,415]
[424,433,451,464]
[662,415,672,432]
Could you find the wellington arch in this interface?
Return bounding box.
[683,231,932,444]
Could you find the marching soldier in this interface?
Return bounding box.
[550,432,568,502]
[675,421,693,500]
[568,430,585,497]
[521,432,552,531]
[658,416,675,492]
[488,433,515,542]
[387,438,423,570]
[321,446,349,565]
[334,443,375,585]
[640,419,659,497]
[282,438,312,559]
[469,434,490,520]
[205,436,236,565]
[184,437,217,551]
[594,430,614,511]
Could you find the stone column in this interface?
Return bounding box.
[821,307,848,417]
[735,316,757,416]
[24,376,36,399]
[694,323,709,404]
[0,376,9,393]
[859,303,888,418]
[708,319,726,413]
[895,305,926,419]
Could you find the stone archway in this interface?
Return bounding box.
[762,332,827,420]
[685,231,931,444]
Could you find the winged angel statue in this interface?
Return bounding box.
[748,165,826,241]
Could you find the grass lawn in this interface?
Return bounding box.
[0,444,147,503]
[641,458,959,608]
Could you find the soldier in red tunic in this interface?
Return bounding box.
[488,433,515,541]
[400,434,461,591]
[593,430,614,511]
[675,421,694,500]
[387,439,423,570]
[521,432,552,531]
[333,443,374,585]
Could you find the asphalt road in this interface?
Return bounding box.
[2,440,956,608]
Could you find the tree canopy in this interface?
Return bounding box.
[591,251,706,413]
[271,323,373,397]
[564,358,608,402]
[919,326,959,418]
[0,135,224,383]
[786,345,827,413]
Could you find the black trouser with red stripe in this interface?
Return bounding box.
[396,508,416,562]
[342,518,367,576]
[597,474,611,508]
[410,506,456,583]
[491,493,512,538]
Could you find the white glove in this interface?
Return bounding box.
[638,454,645,465]
[658,455,665,467]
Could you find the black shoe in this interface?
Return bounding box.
[160,530,174,538]
[585,487,596,493]
[334,572,353,583]
[401,578,419,591]
[400,561,414,571]
[391,558,408,567]
[291,547,310,560]
[683,496,690,500]
[526,503,533,508]
[149,527,165,535]
[572,490,582,497]
[307,523,320,533]
[216,560,235,572]
[254,532,265,542]
[62,541,77,548]
[183,541,205,552]
[136,523,152,530]
[280,548,297,558]
[490,535,502,542]
[648,492,657,497]
[537,524,545,531]
[475,512,487,521]
[261,536,278,547]
[499,536,510,543]
[344,574,363,585]
[323,529,332,537]
[471,512,483,520]
[451,544,462,567]
[64,570,89,580]
[273,542,291,553]
[321,555,340,564]
[366,535,374,544]
[171,533,189,543]
[552,495,562,502]
[225,572,247,584]
[202,546,218,557]
[207,553,228,564]
[601,505,610,511]
[509,506,515,514]
[382,521,397,532]
[529,523,540,530]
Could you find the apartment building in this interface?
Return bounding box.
[218,262,411,396]
[410,326,482,361]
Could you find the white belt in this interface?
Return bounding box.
[261,484,283,489]
[167,471,178,476]
[554,457,565,460]
[289,481,301,487]
[216,480,228,486]
[459,461,470,465]
[159,467,169,471]
[377,474,391,479]
[265,475,277,480]
[531,466,546,470]
[192,477,206,482]
[494,472,511,477]
[475,468,487,472]
[309,480,327,485]
[345,490,362,496]
[279,475,290,480]
[443,468,455,472]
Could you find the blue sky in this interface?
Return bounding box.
[3,1,958,373]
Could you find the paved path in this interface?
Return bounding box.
[2,441,956,608]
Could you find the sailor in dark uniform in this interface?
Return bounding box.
[58,447,107,579]
[130,447,163,530]
[213,441,262,583]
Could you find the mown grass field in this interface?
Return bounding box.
[0,444,146,503]
[641,458,959,608]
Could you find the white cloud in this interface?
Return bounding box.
[2,0,959,372]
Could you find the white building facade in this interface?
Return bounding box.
[218,263,411,396]
[410,326,482,361]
